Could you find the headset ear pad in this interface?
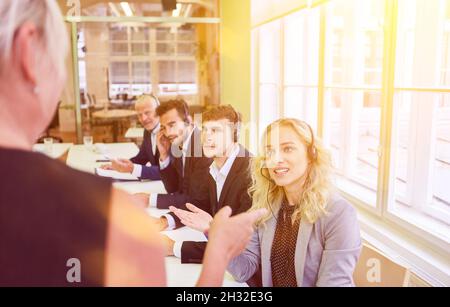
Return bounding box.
[151,94,160,107]
[233,123,240,142]
[309,145,318,162]
[182,101,190,124]
[233,110,242,143]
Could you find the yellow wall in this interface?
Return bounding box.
[220,0,251,143]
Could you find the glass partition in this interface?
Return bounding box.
[57,0,220,144]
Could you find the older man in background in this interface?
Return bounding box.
[102,94,161,180]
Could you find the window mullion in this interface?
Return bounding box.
[279,20,285,117]
[378,0,399,216]
[317,5,326,138]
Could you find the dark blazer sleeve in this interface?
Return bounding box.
[158,156,211,223]
[177,176,213,263]
[139,165,161,181]
[130,150,147,165]
[130,131,150,165]
[159,159,180,194]
[235,186,252,214]
[156,192,190,210]
[181,241,207,264]
[162,192,211,228]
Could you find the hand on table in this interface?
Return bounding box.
[111,158,134,173]
[100,158,133,173]
[100,164,114,170]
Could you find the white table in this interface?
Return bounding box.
[114,180,167,195]
[115,181,247,287]
[125,127,145,139]
[33,143,73,159]
[66,143,139,174]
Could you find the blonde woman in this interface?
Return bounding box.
[228,118,362,287]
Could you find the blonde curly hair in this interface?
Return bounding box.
[249,118,334,226]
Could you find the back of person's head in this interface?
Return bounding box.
[202,104,242,142]
[0,0,68,79]
[0,0,69,143]
[156,99,191,124]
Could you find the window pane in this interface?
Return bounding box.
[131,43,149,56]
[110,62,130,96]
[432,94,450,213]
[323,89,381,206]
[178,43,196,56]
[284,87,318,131]
[259,21,281,84]
[132,62,150,84]
[391,92,450,228]
[435,97,450,209]
[157,43,175,55]
[110,27,127,41]
[396,0,450,88]
[178,29,196,41]
[325,0,384,86]
[110,42,128,56]
[178,61,196,83]
[284,8,320,86]
[259,85,279,136]
[157,61,197,95]
[131,28,149,41]
[110,62,129,84]
[158,61,176,84]
[156,28,175,41]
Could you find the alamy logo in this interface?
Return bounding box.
[366,258,381,283]
[66,258,81,283]
[66,0,81,17]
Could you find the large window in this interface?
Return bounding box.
[108,25,197,98]
[388,0,450,238]
[252,0,450,252]
[253,8,320,138]
[284,9,320,130]
[257,21,281,135]
[323,0,385,206]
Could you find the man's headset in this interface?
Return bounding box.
[139,93,161,107]
[156,98,191,125]
[304,121,318,161]
[227,105,242,143]
[177,99,191,125]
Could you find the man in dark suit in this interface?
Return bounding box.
[133,99,213,230]
[164,105,253,264]
[101,94,161,180]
